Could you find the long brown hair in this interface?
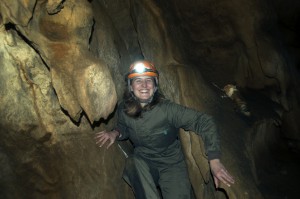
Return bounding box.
[123,87,165,118]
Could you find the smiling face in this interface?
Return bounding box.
[131,76,156,105]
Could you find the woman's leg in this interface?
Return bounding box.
[123,155,161,199]
[158,161,192,199]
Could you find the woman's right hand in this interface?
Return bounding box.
[94,130,120,149]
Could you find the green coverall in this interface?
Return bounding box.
[116,99,220,199]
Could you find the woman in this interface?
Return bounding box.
[95,60,234,199]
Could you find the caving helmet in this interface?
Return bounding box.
[126,60,159,87]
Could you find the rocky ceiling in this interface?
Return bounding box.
[0,0,299,198]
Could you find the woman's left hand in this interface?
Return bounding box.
[209,159,235,188]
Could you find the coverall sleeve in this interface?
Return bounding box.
[165,101,221,160]
[115,103,130,141]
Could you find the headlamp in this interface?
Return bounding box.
[133,63,146,73]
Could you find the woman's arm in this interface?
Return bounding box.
[165,100,220,160]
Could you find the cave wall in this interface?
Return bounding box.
[0,0,299,198]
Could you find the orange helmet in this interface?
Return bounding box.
[127,60,159,79]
